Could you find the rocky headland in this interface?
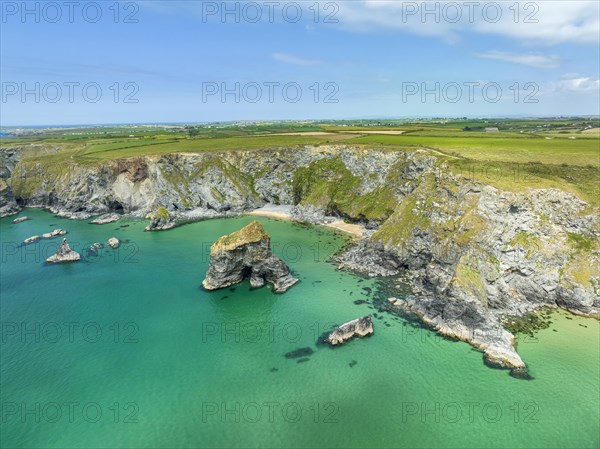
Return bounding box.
[2,143,598,375]
[202,220,299,293]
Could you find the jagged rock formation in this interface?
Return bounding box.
[46,239,81,263]
[324,315,374,346]
[145,207,175,231]
[202,221,299,293]
[91,213,120,224]
[0,179,20,217]
[2,143,598,373]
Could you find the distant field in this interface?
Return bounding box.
[350,133,599,167]
[3,118,598,205]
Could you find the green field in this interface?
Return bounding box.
[2,118,599,205]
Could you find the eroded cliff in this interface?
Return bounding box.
[1,143,598,374]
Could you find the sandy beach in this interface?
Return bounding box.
[247,205,364,237]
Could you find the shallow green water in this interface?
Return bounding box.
[1,209,598,448]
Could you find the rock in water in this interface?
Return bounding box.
[145,207,175,231]
[12,216,29,223]
[326,316,374,346]
[202,221,299,293]
[90,213,120,224]
[107,237,120,249]
[46,239,81,263]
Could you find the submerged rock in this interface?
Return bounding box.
[90,213,120,224]
[325,315,374,346]
[284,347,314,359]
[202,220,299,293]
[12,216,29,223]
[107,237,120,249]
[46,238,81,263]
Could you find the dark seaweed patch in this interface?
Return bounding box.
[285,347,314,359]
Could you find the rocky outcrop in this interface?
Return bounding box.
[202,221,299,293]
[107,237,120,249]
[41,229,67,239]
[145,207,175,231]
[23,235,40,244]
[0,178,20,217]
[46,239,81,263]
[91,213,120,224]
[389,296,526,375]
[324,316,374,346]
[338,169,599,373]
[12,216,29,223]
[2,143,598,374]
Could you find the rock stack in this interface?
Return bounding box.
[46,239,81,263]
[202,221,299,293]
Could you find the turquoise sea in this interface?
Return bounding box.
[1,209,599,448]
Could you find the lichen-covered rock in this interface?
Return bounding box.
[46,238,81,263]
[202,221,298,293]
[325,316,374,346]
[145,206,175,231]
[0,178,20,217]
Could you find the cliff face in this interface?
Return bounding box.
[2,143,598,372]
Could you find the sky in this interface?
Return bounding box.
[1,0,599,126]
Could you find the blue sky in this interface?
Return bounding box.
[1,0,599,125]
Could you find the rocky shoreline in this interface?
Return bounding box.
[2,143,598,376]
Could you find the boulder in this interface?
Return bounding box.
[90,213,120,224]
[46,239,81,263]
[107,237,120,249]
[202,221,299,293]
[325,316,374,346]
[145,207,175,231]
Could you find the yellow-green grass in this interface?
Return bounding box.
[73,135,338,161]
[350,134,600,167]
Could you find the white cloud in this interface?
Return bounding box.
[557,77,600,91]
[272,53,321,66]
[333,1,600,45]
[475,51,561,69]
